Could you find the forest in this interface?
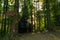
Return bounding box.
[0,0,60,40]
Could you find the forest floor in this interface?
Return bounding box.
[0,31,60,40]
[15,31,60,40]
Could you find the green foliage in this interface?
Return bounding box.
[0,0,60,37]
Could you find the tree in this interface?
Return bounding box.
[52,0,60,30]
[18,0,35,33]
[43,0,52,31]
[1,0,9,35]
[10,0,20,40]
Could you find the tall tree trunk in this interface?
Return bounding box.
[18,0,29,33]
[2,0,8,35]
[14,0,19,33]
[43,0,47,30]
[0,0,1,33]
[45,0,52,31]
[10,0,19,40]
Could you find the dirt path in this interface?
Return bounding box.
[15,32,60,40]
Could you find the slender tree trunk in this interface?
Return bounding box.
[43,0,47,30]
[45,0,52,31]
[0,0,1,33]
[30,6,33,32]
[10,0,19,40]
[14,0,19,33]
[3,0,8,34]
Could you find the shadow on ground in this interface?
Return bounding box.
[15,32,60,40]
